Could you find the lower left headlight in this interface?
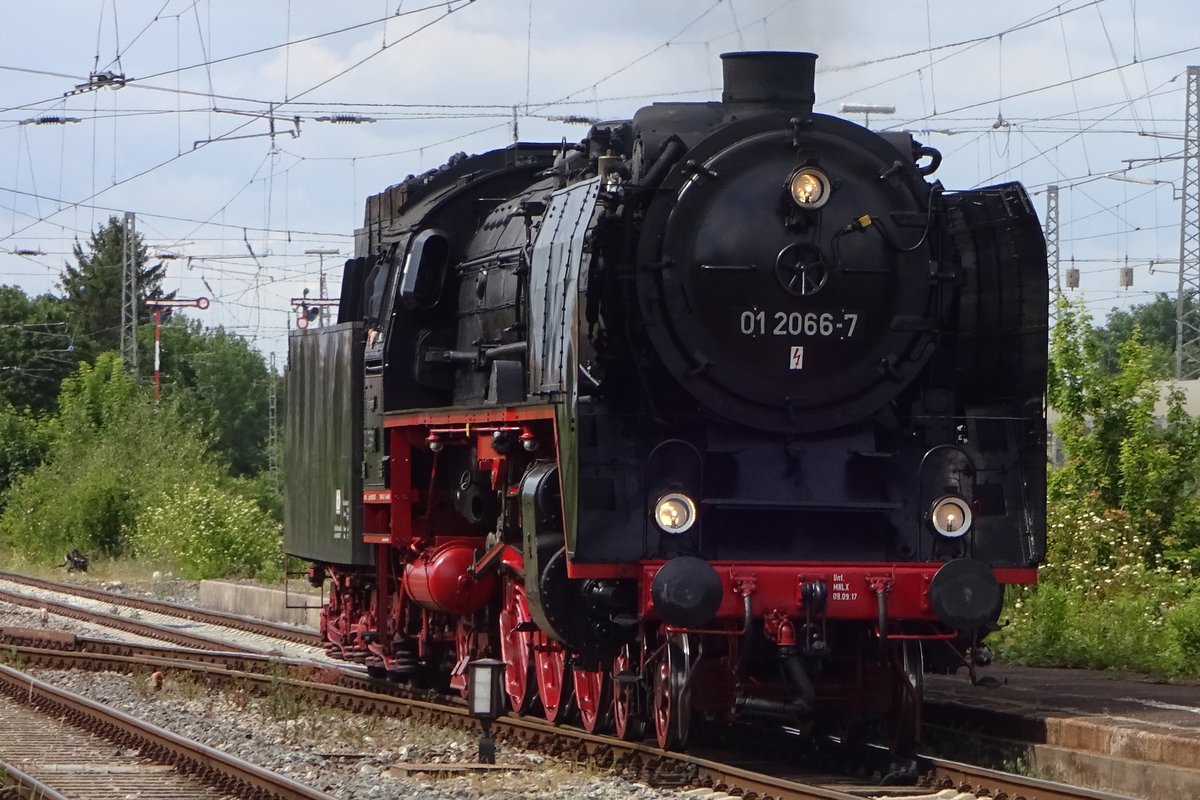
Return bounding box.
[654,492,697,534]
[930,495,972,538]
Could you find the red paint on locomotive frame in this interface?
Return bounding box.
[382,405,558,427]
[378,406,564,549]
[992,567,1038,584]
[633,562,1037,623]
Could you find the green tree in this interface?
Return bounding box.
[0,403,49,509]
[1049,298,1200,555]
[1094,292,1198,377]
[0,286,81,413]
[0,352,281,577]
[142,319,274,478]
[59,217,164,354]
[1000,298,1200,676]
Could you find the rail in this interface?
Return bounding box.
[0,570,321,647]
[0,633,1136,800]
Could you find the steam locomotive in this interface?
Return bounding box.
[284,51,1047,751]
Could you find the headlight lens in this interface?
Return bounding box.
[654,492,697,534]
[930,496,972,538]
[788,167,831,209]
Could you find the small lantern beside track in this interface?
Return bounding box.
[467,658,505,764]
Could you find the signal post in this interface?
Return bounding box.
[145,296,210,401]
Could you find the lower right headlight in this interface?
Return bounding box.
[654,492,697,534]
[930,495,972,538]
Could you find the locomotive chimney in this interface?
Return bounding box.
[720,51,817,121]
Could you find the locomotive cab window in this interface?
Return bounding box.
[400,229,451,310]
[363,254,390,324]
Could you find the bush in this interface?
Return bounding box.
[0,433,141,560]
[997,482,1199,677]
[132,482,281,581]
[0,403,49,510]
[0,352,281,580]
[998,299,1200,679]
[1168,595,1200,662]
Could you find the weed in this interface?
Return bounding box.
[130,671,154,701]
[323,709,383,750]
[0,646,24,670]
[261,663,313,723]
[166,672,207,701]
[229,686,251,710]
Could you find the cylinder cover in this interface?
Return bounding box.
[402,542,496,616]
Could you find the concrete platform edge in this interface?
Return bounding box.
[198,580,322,629]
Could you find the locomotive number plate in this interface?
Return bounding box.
[738,309,859,338]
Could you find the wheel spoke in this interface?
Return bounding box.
[535,638,570,723]
[450,618,476,698]
[499,580,535,714]
[653,635,692,750]
[612,642,643,741]
[573,666,609,733]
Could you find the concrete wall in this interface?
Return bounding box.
[198,580,322,629]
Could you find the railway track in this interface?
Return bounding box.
[0,570,320,647]
[0,661,337,800]
[0,631,1134,800]
[0,586,269,653]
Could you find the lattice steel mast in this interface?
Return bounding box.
[1045,185,1060,325]
[268,351,278,488]
[1175,66,1200,378]
[120,211,139,370]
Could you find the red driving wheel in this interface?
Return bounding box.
[450,618,476,697]
[498,579,535,713]
[652,637,691,750]
[572,666,610,733]
[534,636,570,723]
[612,642,644,741]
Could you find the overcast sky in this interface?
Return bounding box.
[1,0,1197,365]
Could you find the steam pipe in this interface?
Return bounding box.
[482,341,527,363]
[735,593,753,678]
[635,136,686,200]
[734,647,815,721]
[780,646,815,715]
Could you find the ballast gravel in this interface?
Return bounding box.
[2,598,685,800]
[32,668,682,800]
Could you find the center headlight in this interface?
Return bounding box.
[788,167,831,209]
[654,492,697,534]
[930,495,972,538]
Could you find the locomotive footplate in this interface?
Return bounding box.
[637,560,1035,630]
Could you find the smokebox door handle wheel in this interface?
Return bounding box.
[499,578,536,714]
[653,633,694,750]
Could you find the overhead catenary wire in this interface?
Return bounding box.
[0,1,1194,354]
[0,0,475,251]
